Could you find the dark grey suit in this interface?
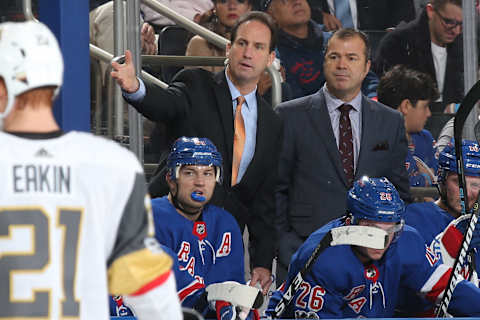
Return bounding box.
[275,88,410,281]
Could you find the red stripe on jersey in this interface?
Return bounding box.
[441,225,463,258]
[132,270,172,296]
[425,268,452,302]
[179,280,205,302]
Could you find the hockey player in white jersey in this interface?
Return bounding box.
[266,176,480,318]
[0,21,181,319]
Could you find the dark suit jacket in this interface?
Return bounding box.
[276,89,410,239]
[126,68,283,269]
[318,0,415,30]
[373,9,464,104]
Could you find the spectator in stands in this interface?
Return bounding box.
[261,0,379,100]
[141,0,213,32]
[111,11,282,295]
[318,0,415,31]
[374,0,463,105]
[415,0,430,17]
[273,28,410,283]
[90,1,158,80]
[377,65,440,188]
[185,0,253,73]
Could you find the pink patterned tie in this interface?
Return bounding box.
[338,104,354,187]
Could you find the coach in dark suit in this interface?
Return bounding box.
[111,12,282,294]
[275,28,410,282]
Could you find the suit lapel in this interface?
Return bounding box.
[356,97,377,178]
[307,91,349,186]
[213,71,234,172]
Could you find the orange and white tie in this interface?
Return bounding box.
[232,96,246,186]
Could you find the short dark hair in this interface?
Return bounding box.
[377,65,440,109]
[325,28,371,60]
[230,11,277,52]
[430,0,462,10]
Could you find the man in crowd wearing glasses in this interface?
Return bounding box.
[373,0,463,105]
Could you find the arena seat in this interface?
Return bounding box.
[158,25,192,83]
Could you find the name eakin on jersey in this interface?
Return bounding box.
[12,164,71,194]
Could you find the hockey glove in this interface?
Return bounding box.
[454,214,480,250]
[215,301,260,320]
[435,214,480,267]
[216,301,237,320]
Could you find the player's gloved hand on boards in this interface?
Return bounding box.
[454,214,480,250]
[214,301,260,320]
[434,214,480,267]
[215,301,236,320]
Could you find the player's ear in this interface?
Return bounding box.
[398,99,411,115]
[166,173,176,190]
[0,78,7,113]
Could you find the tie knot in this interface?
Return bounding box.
[339,104,353,114]
[237,96,246,106]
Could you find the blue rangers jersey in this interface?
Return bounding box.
[406,130,437,187]
[404,202,480,276]
[110,196,245,316]
[397,202,480,316]
[404,202,454,244]
[152,196,245,307]
[267,217,480,318]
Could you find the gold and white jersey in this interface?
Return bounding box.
[0,131,172,319]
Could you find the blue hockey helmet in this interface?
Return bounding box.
[167,137,223,183]
[348,176,405,223]
[437,140,480,183]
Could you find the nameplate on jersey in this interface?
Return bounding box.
[12,164,71,194]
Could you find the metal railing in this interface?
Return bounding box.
[88,0,282,161]
[22,0,37,21]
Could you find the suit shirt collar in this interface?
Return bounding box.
[225,69,257,110]
[323,83,362,113]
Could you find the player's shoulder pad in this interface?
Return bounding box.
[205,204,236,221]
[67,131,143,173]
[397,224,425,244]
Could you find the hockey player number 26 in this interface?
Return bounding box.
[0,208,83,318]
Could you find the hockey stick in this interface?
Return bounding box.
[436,80,480,317]
[270,225,388,318]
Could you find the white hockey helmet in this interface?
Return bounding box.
[0,21,63,120]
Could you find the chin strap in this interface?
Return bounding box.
[171,185,202,216]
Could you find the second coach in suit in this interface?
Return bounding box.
[275,28,410,282]
[111,12,282,294]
